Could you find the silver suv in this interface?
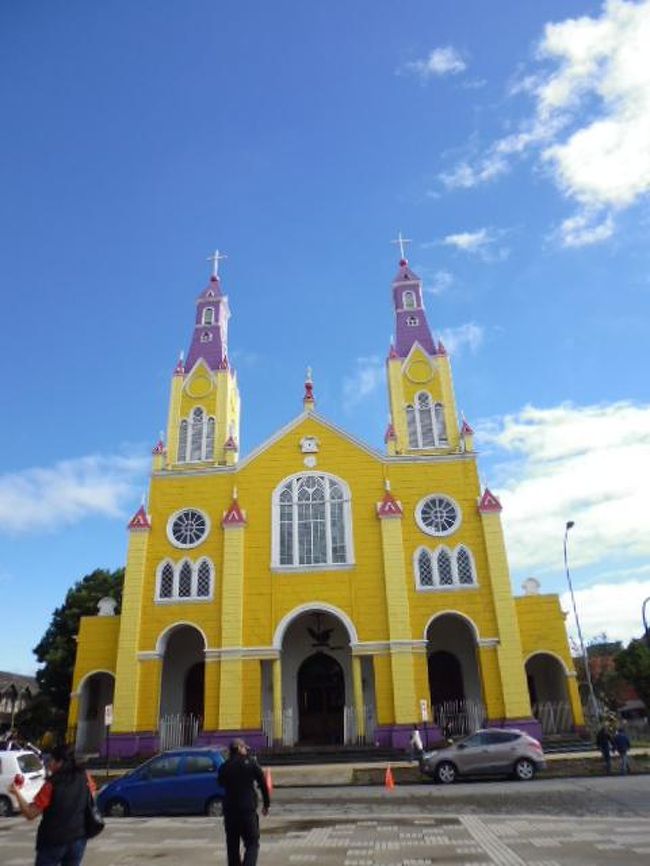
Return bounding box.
[420,728,546,784]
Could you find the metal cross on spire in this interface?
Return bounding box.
[206,249,228,278]
[391,232,412,260]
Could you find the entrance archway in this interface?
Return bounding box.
[426,613,483,735]
[297,652,344,744]
[526,652,572,733]
[428,650,464,704]
[75,671,114,754]
[159,624,205,722]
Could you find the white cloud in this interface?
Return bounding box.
[439,322,484,355]
[478,401,650,573]
[342,355,385,409]
[441,0,650,243]
[442,228,493,252]
[424,269,454,295]
[560,576,650,644]
[557,210,615,246]
[0,453,149,534]
[438,228,509,261]
[402,46,467,79]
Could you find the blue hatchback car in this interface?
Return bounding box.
[97,748,225,817]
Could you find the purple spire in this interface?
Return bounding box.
[185,273,231,372]
[392,258,437,358]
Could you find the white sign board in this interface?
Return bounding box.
[419,699,429,722]
[104,704,114,727]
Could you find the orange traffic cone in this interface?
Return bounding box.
[265,768,273,794]
[384,765,395,790]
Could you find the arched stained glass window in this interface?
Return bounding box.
[178,561,193,597]
[437,549,453,586]
[275,474,352,567]
[190,408,204,461]
[205,417,215,460]
[435,403,447,443]
[457,547,475,585]
[406,405,418,447]
[178,420,188,462]
[418,392,435,447]
[160,563,174,598]
[405,392,447,449]
[418,549,434,587]
[197,559,212,596]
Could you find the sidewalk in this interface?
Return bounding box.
[261,746,650,786]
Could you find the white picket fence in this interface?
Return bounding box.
[432,699,485,737]
[159,713,200,750]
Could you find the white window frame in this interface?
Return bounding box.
[176,407,216,463]
[155,557,215,602]
[202,307,215,325]
[415,493,461,537]
[271,472,355,570]
[403,290,417,310]
[404,392,448,449]
[413,544,478,591]
[166,507,211,549]
[406,315,419,326]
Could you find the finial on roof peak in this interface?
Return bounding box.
[391,231,412,262]
[206,248,228,279]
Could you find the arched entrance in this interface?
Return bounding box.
[426,614,483,736]
[75,672,115,754]
[297,652,344,745]
[159,625,205,722]
[428,650,464,704]
[526,653,572,733]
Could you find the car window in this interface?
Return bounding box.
[184,755,215,774]
[148,756,182,778]
[17,754,43,773]
[461,733,485,747]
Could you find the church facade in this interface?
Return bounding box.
[69,252,583,756]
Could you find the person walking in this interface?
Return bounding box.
[595,723,614,774]
[613,725,631,775]
[408,724,424,763]
[217,739,270,866]
[8,743,96,866]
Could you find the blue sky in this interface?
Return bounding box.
[1,1,649,674]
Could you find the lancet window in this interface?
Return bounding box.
[156,558,214,601]
[405,392,447,448]
[415,545,477,590]
[202,307,214,325]
[273,473,353,568]
[177,408,215,462]
[403,290,416,310]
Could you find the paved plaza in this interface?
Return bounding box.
[2,777,650,865]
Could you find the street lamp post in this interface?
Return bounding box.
[563,521,599,723]
[642,596,650,646]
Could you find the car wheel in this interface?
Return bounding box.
[205,797,222,817]
[434,761,457,785]
[105,798,129,817]
[0,796,13,818]
[513,758,536,781]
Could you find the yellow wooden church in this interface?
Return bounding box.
[69,249,583,755]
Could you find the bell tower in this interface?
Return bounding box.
[385,235,461,455]
[165,251,241,467]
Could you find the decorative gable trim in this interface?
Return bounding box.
[478,488,502,513]
[128,505,151,530]
[377,491,403,519]
[222,500,247,527]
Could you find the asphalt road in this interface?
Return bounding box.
[2,776,649,865]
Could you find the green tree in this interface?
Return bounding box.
[32,568,124,732]
[614,639,650,711]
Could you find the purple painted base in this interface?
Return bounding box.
[103,729,268,759]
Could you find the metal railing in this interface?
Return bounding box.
[159,713,200,751]
[433,699,485,737]
[262,705,375,746]
[532,701,575,734]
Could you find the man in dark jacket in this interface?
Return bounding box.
[613,725,631,775]
[217,739,270,866]
[596,723,613,774]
